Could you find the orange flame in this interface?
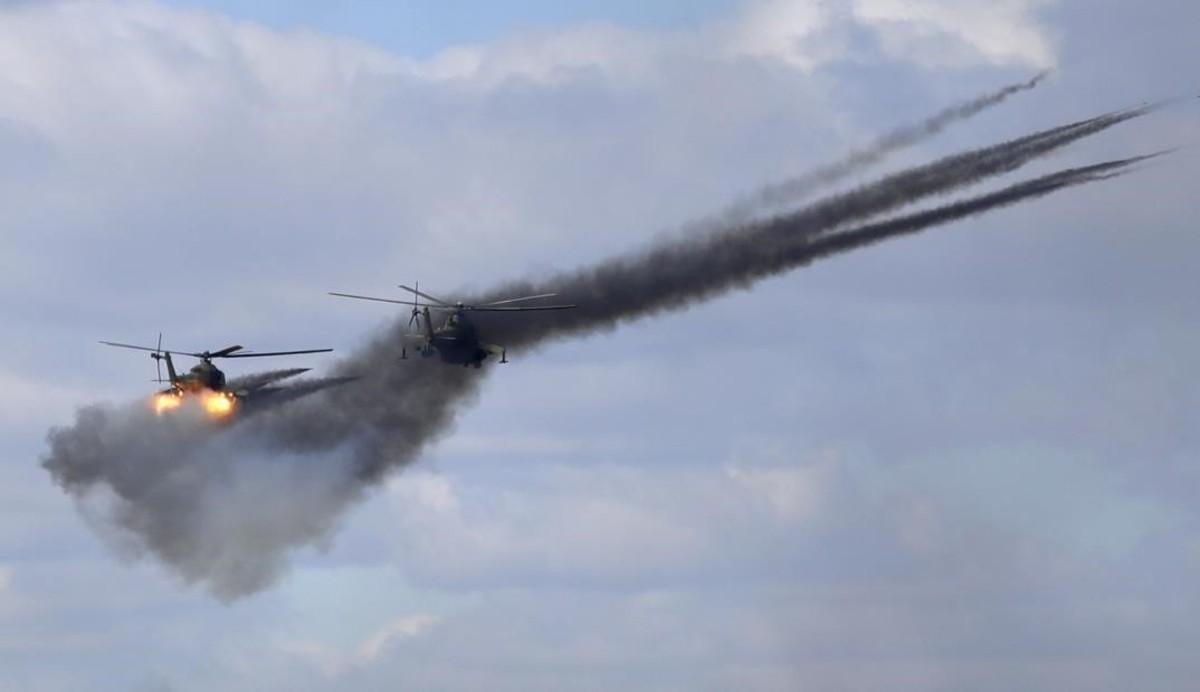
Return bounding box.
[201,390,236,418]
[153,393,183,415]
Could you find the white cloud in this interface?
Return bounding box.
[391,471,459,514]
[355,613,439,662]
[0,564,12,618]
[398,0,1058,92]
[851,0,1057,67]
[381,453,854,589]
[0,0,1060,155]
[724,0,839,69]
[273,612,440,681]
[726,459,834,524]
[0,2,397,144]
[408,23,661,87]
[402,0,1058,88]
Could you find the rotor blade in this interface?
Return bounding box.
[478,292,560,307]
[403,304,578,312]
[99,341,205,358]
[398,284,452,306]
[466,304,577,312]
[329,292,419,306]
[221,348,333,359]
[208,345,244,358]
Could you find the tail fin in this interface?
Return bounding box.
[163,352,178,384]
[150,333,178,385]
[421,307,435,342]
[151,351,178,384]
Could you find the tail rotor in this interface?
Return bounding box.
[151,332,165,383]
[408,279,423,328]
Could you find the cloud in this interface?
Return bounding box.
[722,0,836,70]
[384,463,823,588]
[274,612,440,680]
[405,0,1057,87]
[726,457,836,524]
[407,23,661,87]
[0,564,13,619]
[851,0,1058,68]
[355,614,439,662]
[382,439,1142,593]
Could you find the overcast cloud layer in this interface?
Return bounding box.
[2,1,1198,690]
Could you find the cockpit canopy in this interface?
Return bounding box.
[188,362,225,389]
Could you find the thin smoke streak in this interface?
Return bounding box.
[715,72,1050,221]
[774,154,1162,273]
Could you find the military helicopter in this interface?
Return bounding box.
[328,283,575,367]
[100,335,333,415]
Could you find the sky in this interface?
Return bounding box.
[1,0,1198,690]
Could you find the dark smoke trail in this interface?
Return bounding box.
[468,157,1155,358]
[42,99,1163,600]
[718,71,1050,220]
[473,107,1155,348]
[754,154,1160,284]
[747,104,1152,241]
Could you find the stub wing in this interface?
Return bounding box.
[225,367,309,394]
[482,343,507,363]
[234,375,359,416]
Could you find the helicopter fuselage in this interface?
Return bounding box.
[181,360,227,391]
[424,311,492,367]
[157,353,227,394]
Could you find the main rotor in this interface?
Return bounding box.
[328,281,576,323]
[101,340,332,363]
[101,335,333,382]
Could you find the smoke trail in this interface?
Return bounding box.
[473,106,1155,348]
[42,100,1163,600]
[718,71,1050,221]
[754,154,1161,284]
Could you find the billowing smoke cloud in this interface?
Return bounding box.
[42,85,1166,600]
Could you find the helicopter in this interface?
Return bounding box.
[100,335,334,415]
[328,283,575,367]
